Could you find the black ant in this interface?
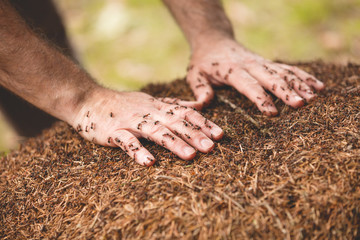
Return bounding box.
[287,69,295,75]
[272,84,276,91]
[193,125,201,131]
[187,65,194,72]
[163,133,175,140]
[137,120,147,130]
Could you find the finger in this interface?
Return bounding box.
[156,108,216,153]
[277,64,325,91]
[269,64,317,102]
[111,130,156,167]
[208,61,234,85]
[228,69,278,116]
[186,65,214,109]
[139,120,197,161]
[246,63,305,108]
[157,97,203,110]
[167,104,224,140]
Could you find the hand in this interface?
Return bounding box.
[186,38,325,116]
[71,88,223,166]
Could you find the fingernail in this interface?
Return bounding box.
[201,138,214,149]
[307,93,317,102]
[210,126,223,138]
[294,96,303,102]
[145,156,155,166]
[184,146,196,157]
[267,109,278,116]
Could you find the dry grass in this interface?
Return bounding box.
[0,61,359,239]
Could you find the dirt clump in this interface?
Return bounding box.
[0,61,359,239]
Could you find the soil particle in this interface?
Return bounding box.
[0,61,359,239]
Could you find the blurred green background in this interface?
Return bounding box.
[1,0,359,153]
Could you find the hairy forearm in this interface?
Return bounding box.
[162,0,234,51]
[0,1,97,123]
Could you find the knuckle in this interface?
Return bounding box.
[164,116,181,128]
[148,124,166,136]
[184,109,200,120]
[125,136,138,146]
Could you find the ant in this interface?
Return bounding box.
[187,65,194,72]
[163,133,175,140]
[193,125,201,131]
[272,84,277,91]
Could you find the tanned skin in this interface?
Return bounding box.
[0,0,324,166]
[163,0,325,115]
[0,1,96,123]
[0,0,223,166]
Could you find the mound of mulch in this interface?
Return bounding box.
[0,61,359,239]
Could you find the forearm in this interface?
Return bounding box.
[162,0,234,51]
[0,0,98,124]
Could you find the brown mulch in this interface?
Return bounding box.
[0,61,359,239]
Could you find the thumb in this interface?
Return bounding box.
[186,66,214,109]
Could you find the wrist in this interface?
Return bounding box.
[58,81,101,125]
[68,86,116,128]
[189,32,235,53]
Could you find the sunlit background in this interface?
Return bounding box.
[1,0,359,152]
